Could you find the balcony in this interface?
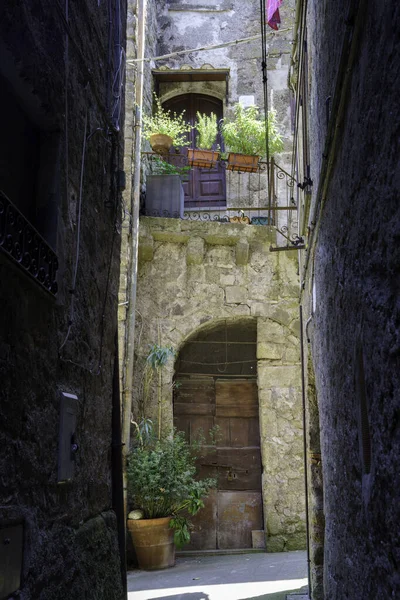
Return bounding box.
[141,153,298,242]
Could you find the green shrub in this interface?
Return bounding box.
[221,103,283,157]
[127,426,216,548]
[151,157,191,177]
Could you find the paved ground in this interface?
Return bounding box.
[127,551,308,600]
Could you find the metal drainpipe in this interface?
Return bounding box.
[122,0,147,514]
[112,334,127,599]
[300,305,312,598]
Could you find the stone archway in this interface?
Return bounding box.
[173,319,263,550]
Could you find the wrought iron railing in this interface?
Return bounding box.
[0,191,58,295]
[141,152,301,245]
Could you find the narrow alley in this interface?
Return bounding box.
[0,0,398,599]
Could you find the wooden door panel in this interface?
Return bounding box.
[229,417,260,447]
[217,491,263,549]
[174,374,262,549]
[216,380,258,406]
[216,405,259,418]
[214,417,260,447]
[174,402,214,416]
[176,380,215,404]
[162,94,226,207]
[185,490,218,550]
[217,448,262,491]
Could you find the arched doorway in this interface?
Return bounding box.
[163,93,226,208]
[173,320,263,550]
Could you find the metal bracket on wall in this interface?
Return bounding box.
[269,229,305,252]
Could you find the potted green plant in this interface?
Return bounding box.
[126,422,215,570]
[142,94,192,154]
[188,111,220,169]
[221,103,283,172]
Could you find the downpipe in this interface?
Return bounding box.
[122,0,147,512]
[300,305,312,598]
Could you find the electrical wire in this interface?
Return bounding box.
[59,105,88,352]
[126,30,291,64]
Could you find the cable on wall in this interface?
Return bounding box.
[259,0,271,205]
[59,104,88,353]
[126,30,292,64]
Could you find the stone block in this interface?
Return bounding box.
[252,530,266,549]
[258,320,285,343]
[235,240,249,265]
[283,346,301,363]
[250,302,270,316]
[225,285,247,304]
[266,513,281,536]
[258,365,301,389]
[187,236,205,265]
[138,235,154,262]
[220,273,235,286]
[257,342,284,360]
[286,532,307,551]
[266,534,285,552]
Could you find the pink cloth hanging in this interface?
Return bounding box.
[266,0,282,30]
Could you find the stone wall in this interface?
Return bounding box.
[156,0,295,141]
[134,217,305,550]
[145,0,296,217]
[0,1,125,597]
[301,1,400,598]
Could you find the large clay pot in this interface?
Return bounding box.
[127,517,175,570]
[149,133,173,155]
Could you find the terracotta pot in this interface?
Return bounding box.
[229,215,250,224]
[127,517,175,570]
[149,133,173,155]
[226,152,260,173]
[188,148,220,168]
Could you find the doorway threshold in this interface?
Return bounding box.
[176,548,266,557]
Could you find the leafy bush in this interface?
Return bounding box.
[151,157,191,177]
[195,112,219,150]
[221,103,283,157]
[127,426,216,548]
[142,94,192,147]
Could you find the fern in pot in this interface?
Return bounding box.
[188,111,220,168]
[126,421,215,570]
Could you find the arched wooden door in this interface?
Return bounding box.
[173,321,263,550]
[163,94,226,207]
